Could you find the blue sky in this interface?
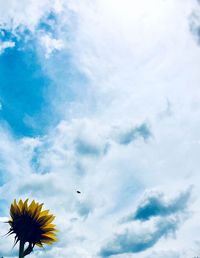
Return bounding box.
[0,43,50,136]
[0,0,200,258]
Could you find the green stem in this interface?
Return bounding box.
[19,241,25,258]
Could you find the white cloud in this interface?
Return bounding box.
[122,188,191,223]
[0,41,15,54]
[145,250,181,258]
[0,216,9,222]
[0,0,63,32]
[100,216,180,257]
[40,34,64,58]
[1,0,200,258]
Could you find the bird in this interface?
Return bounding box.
[76,190,81,194]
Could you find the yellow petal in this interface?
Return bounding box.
[41,223,56,229]
[22,199,29,214]
[41,236,57,244]
[36,242,43,247]
[38,215,55,225]
[28,200,36,214]
[38,210,49,219]
[33,203,44,219]
[18,199,24,212]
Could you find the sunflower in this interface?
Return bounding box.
[8,199,57,257]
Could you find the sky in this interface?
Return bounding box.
[0,0,200,257]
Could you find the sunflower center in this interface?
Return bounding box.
[12,214,43,244]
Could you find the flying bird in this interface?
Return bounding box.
[77,191,81,194]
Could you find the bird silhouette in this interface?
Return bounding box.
[77,191,81,194]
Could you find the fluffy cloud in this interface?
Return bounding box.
[189,1,200,45]
[117,123,151,145]
[128,188,191,222]
[0,1,200,258]
[100,217,180,257]
[145,250,181,258]
[100,189,190,257]
[0,40,15,54]
[40,34,64,58]
[0,0,62,32]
